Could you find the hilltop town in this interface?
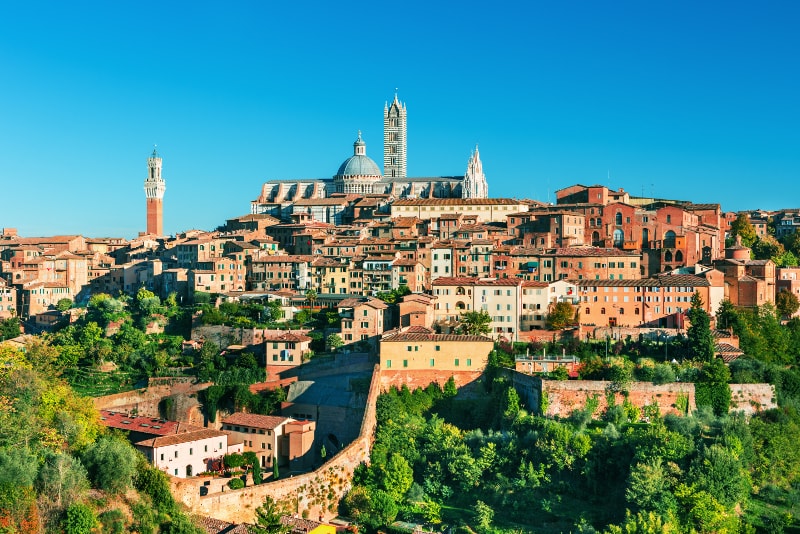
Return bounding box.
[2,95,800,533]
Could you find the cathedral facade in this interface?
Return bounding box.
[251,94,488,213]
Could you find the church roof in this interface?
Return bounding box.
[336,131,381,177]
[336,155,381,177]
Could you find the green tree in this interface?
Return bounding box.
[252,495,290,534]
[457,309,492,336]
[472,499,495,530]
[729,213,757,247]
[56,298,73,312]
[326,333,344,352]
[0,316,21,341]
[81,435,139,494]
[775,289,800,318]
[689,444,749,508]
[695,358,731,416]
[36,451,89,512]
[751,234,784,262]
[547,301,576,329]
[62,502,97,534]
[378,453,413,501]
[305,289,318,310]
[687,292,715,362]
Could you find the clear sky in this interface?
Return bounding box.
[1,1,798,238]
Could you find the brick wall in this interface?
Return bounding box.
[174,364,382,524]
[380,370,483,391]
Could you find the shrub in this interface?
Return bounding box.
[228,478,245,490]
[62,503,98,534]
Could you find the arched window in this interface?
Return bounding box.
[665,250,673,262]
[635,307,640,314]
[456,286,466,295]
[456,301,466,310]
[585,307,590,315]
[675,250,684,262]
[664,230,676,248]
[613,229,624,246]
[641,228,650,249]
[592,231,601,245]
[601,307,606,315]
[615,212,623,225]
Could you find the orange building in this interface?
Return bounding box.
[575,274,716,328]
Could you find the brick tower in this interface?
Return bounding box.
[144,147,166,235]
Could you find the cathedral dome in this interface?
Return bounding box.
[335,131,382,177]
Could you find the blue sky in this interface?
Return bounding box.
[1,1,798,238]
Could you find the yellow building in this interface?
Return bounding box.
[380,330,493,372]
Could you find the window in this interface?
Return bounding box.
[435,345,441,351]
[386,360,391,368]
[430,359,435,367]
[160,453,164,461]
[403,360,408,368]
[189,448,193,455]
[175,451,178,458]
[455,358,460,366]
[467,358,472,366]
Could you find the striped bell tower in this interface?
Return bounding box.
[384,91,407,178]
[144,146,166,235]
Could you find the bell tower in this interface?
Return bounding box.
[144,147,166,235]
[383,91,407,178]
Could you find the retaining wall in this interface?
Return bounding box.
[173,364,382,524]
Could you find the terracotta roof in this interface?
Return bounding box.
[522,280,549,287]
[382,332,493,343]
[573,275,710,287]
[99,411,202,435]
[715,343,743,363]
[337,297,388,310]
[393,198,523,206]
[135,428,227,448]
[431,276,479,286]
[403,325,435,334]
[262,332,312,343]
[221,413,290,429]
[195,516,252,534]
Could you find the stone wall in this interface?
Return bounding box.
[174,364,382,523]
[542,380,696,418]
[729,383,776,415]
[507,370,777,418]
[93,378,210,418]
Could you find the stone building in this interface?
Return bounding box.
[251,94,489,217]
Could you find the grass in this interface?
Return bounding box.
[68,368,138,397]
